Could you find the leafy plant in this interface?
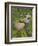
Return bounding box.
[11,7,32,38]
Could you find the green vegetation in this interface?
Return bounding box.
[11,7,32,38]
